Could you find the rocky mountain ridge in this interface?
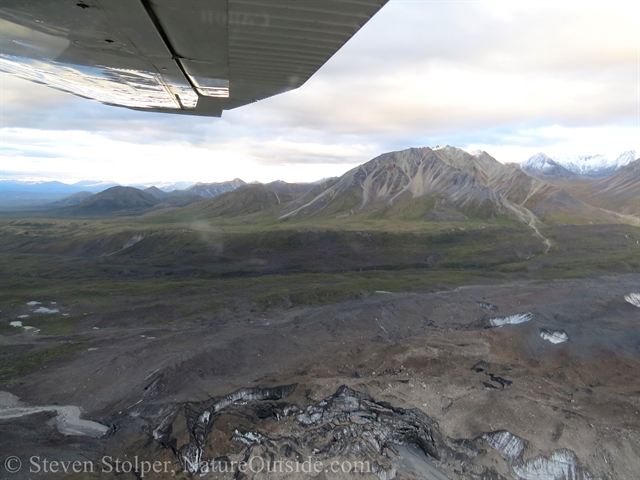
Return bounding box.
[278,146,610,231]
[521,150,636,178]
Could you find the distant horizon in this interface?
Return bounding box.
[0,146,636,185]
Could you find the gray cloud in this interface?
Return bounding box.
[1,1,638,182]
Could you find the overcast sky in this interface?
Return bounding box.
[1,0,638,185]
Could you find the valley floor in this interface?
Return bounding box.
[1,274,639,479]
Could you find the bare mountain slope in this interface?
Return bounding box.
[48,191,93,206]
[182,184,298,218]
[58,186,204,215]
[279,147,612,227]
[66,186,159,214]
[556,159,640,216]
[280,147,505,220]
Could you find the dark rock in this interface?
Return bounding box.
[471,361,488,372]
[487,374,512,388]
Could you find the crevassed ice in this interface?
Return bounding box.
[484,430,601,480]
[540,329,569,344]
[490,312,533,327]
[483,431,525,461]
[624,293,640,308]
[511,449,597,480]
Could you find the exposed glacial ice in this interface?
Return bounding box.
[139,385,604,480]
[477,301,499,311]
[232,430,267,447]
[624,293,640,308]
[490,312,533,327]
[175,385,297,474]
[483,430,526,460]
[540,329,569,344]
[483,430,602,480]
[512,449,600,480]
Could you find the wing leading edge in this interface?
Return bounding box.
[0,0,388,116]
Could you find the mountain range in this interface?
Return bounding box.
[273,146,614,226]
[168,146,636,246]
[184,178,246,198]
[54,186,205,215]
[553,159,640,217]
[520,151,636,179]
[2,147,637,228]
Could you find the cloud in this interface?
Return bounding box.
[0,0,638,183]
[247,139,377,165]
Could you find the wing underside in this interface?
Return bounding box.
[0,0,388,116]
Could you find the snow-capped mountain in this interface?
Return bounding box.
[519,153,575,178]
[185,178,246,198]
[521,151,636,178]
[129,181,195,192]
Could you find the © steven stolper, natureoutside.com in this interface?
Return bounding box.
[0,1,638,480]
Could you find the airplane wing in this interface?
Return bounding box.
[0,0,388,116]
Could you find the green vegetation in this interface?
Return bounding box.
[1,209,638,322]
[0,342,84,379]
[1,210,638,381]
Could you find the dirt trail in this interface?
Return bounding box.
[520,205,552,253]
[503,200,552,253]
[597,207,640,227]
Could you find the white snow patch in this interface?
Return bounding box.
[33,307,59,314]
[17,315,29,319]
[490,312,533,327]
[624,293,640,308]
[26,301,41,306]
[9,321,39,333]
